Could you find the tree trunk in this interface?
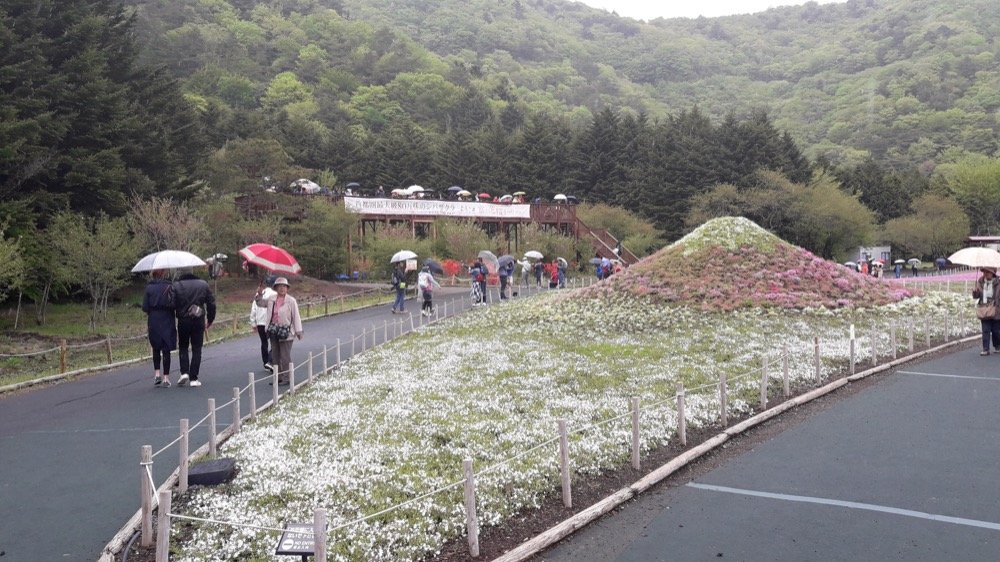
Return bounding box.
[35,281,52,325]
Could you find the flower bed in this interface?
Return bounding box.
[583,217,916,310]
[172,218,967,561]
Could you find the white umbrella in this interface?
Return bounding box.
[523,250,544,260]
[405,185,424,194]
[553,194,567,202]
[948,247,1000,269]
[893,259,906,265]
[390,250,417,263]
[556,257,568,268]
[907,258,921,265]
[132,250,207,273]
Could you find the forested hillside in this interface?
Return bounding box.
[2,0,1000,283]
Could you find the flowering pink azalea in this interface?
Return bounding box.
[579,217,921,311]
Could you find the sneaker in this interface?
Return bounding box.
[188,380,202,387]
[161,378,171,388]
[178,373,190,387]
[981,350,990,356]
[153,374,163,386]
[264,363,274,373]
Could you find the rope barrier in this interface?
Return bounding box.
[327,478,467,533]
[188,411,213,432]
[0,347,60,358]
[166,512,288,534]
[476,437,560,477]
[151,434,184,459]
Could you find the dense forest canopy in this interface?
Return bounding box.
[2,0,999,272]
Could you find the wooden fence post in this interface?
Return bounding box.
[870,326,877,367]
[140,445,153,547]
[908,318,915,352]
[324,297,329,316]
[248,372,256,420]
[155,490,171,562]
[231,314,237,336]
[849,337,856,375]
[782,343,790,398]
[891,324,898,360]
[677,383,686,446]
[289,364,296,394]
[59,339,67,373]
[409,312,415,332]
[336,338,341,367]
[322,345,328,375]
[719,373,728,427]
[272,369,279,407]
[463,459,480,558]
[105,336,113,364]
[558,419,572,507]
[178,418,189,494]
[306,302,311,318]
[208,399,217,458]
[925,316,931,348]
[814,336,821,385]
[232,387,241,432]
[361,328,367,352]
[760,358,769,410]
[308,352,314,384]
[630,397,640,470]
[351,334,356,357]
[944,314,950,342]
[314,508,328,562]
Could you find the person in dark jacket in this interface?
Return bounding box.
[391,262,407,314]
[141,269,176,387]
[172,270,216,387]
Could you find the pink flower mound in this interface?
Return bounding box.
[582,222,918,311]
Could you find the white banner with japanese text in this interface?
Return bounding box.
[344,197,531,219]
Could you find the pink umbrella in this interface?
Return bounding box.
[238,243,302,275]
[478,193,492,199]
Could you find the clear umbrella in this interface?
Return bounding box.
[390,250,418,263]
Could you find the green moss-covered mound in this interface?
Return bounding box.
[582,217,915,311]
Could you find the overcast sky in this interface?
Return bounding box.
[575,0,847,20]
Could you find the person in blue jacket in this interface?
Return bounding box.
[391,262,407,314]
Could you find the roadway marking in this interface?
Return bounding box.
[688,483,1000,532]
[896,370,1000,382]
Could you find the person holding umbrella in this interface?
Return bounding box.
[973,267,1000,356]
[257,278,303,385]
[391,261,408,314]
[141,269,176,387]
[172,268,217,387]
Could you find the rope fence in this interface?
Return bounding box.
[106,290,977,561]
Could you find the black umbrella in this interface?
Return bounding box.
[423,258,444,274]
[346,182,361,188]
[497,255,515,268]
[566,195,579,204]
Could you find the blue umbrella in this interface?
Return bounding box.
[498,255,515,268]
[423,258,444,274]
[447,186,464,193]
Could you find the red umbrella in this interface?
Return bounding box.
[238,243,302,275]
[478,193,491,199]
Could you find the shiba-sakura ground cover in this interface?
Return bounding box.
[173,218,977,561]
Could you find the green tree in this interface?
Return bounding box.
[279,200,356,280]
[0,226,25,303]
[126,195,208,254]
[48,212,139,328]
[882,194,970,259]
[936,156,1000,234]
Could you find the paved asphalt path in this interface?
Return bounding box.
[0,283,545,561]
[540,345,1000,561]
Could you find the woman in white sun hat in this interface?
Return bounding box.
[256,277,303,384]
